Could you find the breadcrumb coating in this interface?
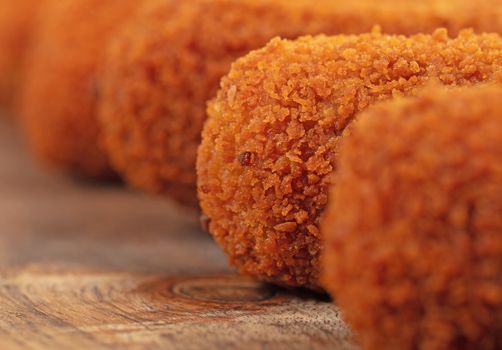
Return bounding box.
[0,0,45,113]
[99,0,351,206]
[322,85,502,350]
[197,30,502,289]
[19,0,142,178]
[99,0,502,206]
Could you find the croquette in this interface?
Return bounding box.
[197,30,502,290]
[98,0,502,207]
[19,0,143,178]
[322,85,502,350]
[0,0,45,113]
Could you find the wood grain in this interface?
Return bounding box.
[0,119,357,350]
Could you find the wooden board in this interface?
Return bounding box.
[0,119,357,350]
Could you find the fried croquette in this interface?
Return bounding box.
[99,0,351,207]
[19,0,143,178]
[0,0,45,113]
[98,0,502,207]
[322,85,502,350]
[197,30,502,290]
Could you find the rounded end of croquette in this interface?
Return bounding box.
[322,84,502,349]
[198,30,502,290]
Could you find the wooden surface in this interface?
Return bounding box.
[0,119,357,350]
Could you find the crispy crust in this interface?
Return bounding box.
[197,30,502,289]
[19,0,142,178]
[99,0,502,206]
[322,84,502,349]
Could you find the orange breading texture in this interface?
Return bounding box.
[98,0,502,207]
[322,84,502,350]
[0,0,45,113]
[19,0,143,178]
[197,30,502,290]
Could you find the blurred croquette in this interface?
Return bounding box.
[0,0,46,113]
[99,0,350,207]
[98,0,502,207]
[197,30,502,289]
[322,84,502,350]
[19,0,143,178]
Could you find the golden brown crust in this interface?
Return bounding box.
[99,0,502,206]
[98,0,358,206]
[322,84,502,349]
[0,0,45,113]
[197,30,502,289]
[19,0,142,178]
